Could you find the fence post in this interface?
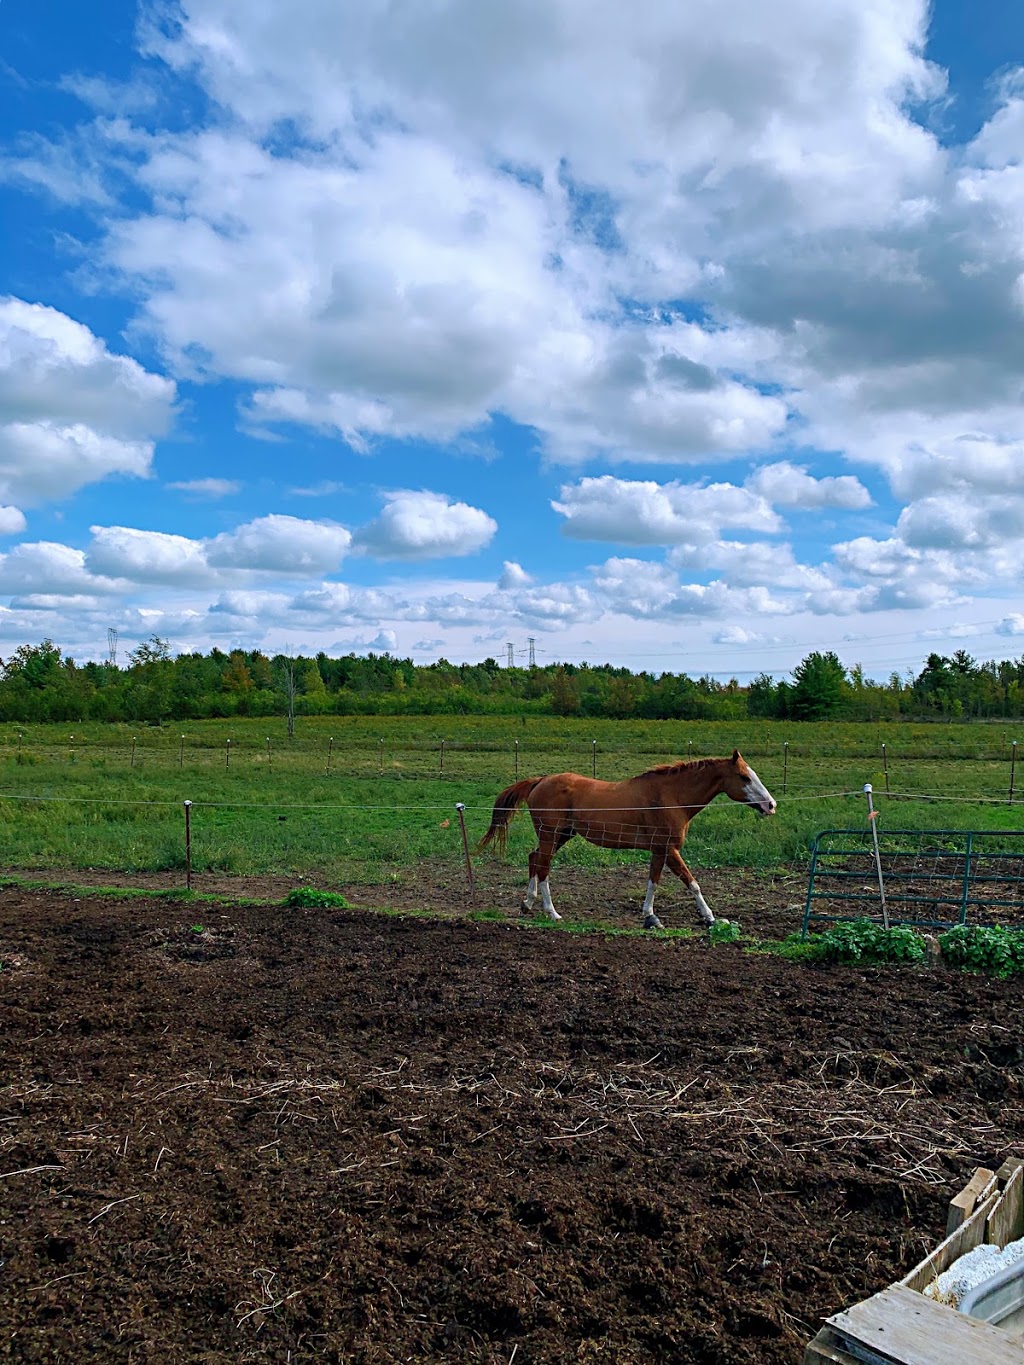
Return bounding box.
[266,736,272,770]
[131,736,136,769]
[327,736,334,774]
[592,739,597,778]
[687,739,693,759]
[882,742,890,797]
[455,802,475,897]
[179,735,184,769]
[69,734,75,762]
[514,739,519,778]
[863,783,889,930]
[379,738,384,775]
[783,741,788,795]
[183,800,192,891]
[1010,741,1017,805]
[225,738,231,769]
[440,739,445,774]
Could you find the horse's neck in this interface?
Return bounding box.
[673,761,725,812]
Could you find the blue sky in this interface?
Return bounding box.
[1,0,1024,679]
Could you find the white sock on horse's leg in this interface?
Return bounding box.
[521,875,539,910]
[689,880,715,926]
[539,878,561,921]
[642,879,663,930]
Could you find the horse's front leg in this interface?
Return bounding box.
[665,848,719,926]
[642,849,667,930]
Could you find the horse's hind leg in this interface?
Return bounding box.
[642,849,667,930]
[665,848,717,926]
[521,825,571,920]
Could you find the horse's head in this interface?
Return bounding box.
[724,749,777,816]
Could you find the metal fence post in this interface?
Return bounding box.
[863,783,889,930]
[183,800,192,891]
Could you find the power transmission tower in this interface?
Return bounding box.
[527,637,536,668]
[107,628,119,666]
[506,642,515,668]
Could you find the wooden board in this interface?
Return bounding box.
[901,1188,1001,1293]
[804,1334,866,1364]
[996,1157,1024,1186]
[987,1163,1023,1250]
[946,1166,997,1234]
[823,1284,1024,1364]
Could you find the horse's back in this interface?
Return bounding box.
[526,772,620,812]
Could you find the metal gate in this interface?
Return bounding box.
[801,828,1024,937]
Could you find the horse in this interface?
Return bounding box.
[477,750,776,929]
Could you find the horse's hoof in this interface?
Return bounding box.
[643,914,664,931]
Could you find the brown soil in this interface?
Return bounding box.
[1,877,1022,1364]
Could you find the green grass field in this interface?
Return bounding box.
[0,716,1019,882]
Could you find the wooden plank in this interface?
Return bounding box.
[828,1284,1024,1364]
[804,1330,865,1364]
[947,1166,997,1235]
[995,1157,1024,1186]
[901,1189,1001,1293]
[987,1164,1024,1249]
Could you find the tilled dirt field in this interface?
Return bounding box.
[1,876,1022,1364]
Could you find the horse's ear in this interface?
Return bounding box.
[731,749,741,764]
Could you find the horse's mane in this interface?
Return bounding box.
[634,756,726,780]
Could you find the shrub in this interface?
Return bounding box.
[938,924,1024,978]
[818,918,925,965]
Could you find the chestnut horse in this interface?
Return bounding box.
[478,750,776,929]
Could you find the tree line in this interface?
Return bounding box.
[1,639,1023,725]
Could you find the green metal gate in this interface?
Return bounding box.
[802,829,1024,937]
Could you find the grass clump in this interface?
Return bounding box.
[938,924,1024,977]
[284,886,351,909]
[708,919,742,945]
[817,917,925,966]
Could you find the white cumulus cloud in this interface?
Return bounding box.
[352,491,497,560]
[0,298,175,505]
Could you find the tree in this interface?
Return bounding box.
[747,673,780,718]
[550,667,580,716]
[790,651,848,720]
[277,657,298,737]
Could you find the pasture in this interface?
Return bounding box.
[0,717,1020,897]
[1,719,1023,1361]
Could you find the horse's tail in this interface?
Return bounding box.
[477,778,542,856]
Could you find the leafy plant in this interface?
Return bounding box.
[284,886,351,909]
[938,924,1024,977]
[189,923,206,934]
[709,919,742,945]
[817,918,925,965]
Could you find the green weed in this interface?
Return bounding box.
[284,887,352,909]
[817,918,926,965]
[938,924,1024,977]
[708,920,742,945]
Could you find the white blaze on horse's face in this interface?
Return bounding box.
[743,763,777,816]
